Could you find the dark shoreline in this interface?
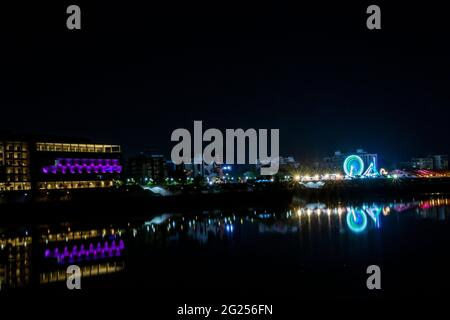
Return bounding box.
[1,178,450,225]
[297,178,450,202]
[0,189,294,225]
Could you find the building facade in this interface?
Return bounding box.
[0,137,122,192]
[33,142,122,190]
[405,155,449,170]
[0,141,31,191]
[125,153,166,184]
[410,157,434,170]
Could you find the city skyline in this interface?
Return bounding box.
[1,129,447,169]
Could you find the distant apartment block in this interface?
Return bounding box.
[410,157,434,170]
[125,153,166,184]
[405,155,449,170]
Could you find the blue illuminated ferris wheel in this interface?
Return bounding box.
[343,155,365,177]
[343,154,379,178]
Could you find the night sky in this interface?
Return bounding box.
[1,2,450,165]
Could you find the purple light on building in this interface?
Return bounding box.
[41,158,122,174]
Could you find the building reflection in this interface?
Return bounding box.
[0,235,32,289]
[39,261,125,285]
[0,226,126,290]
[39,226,126,285]
[139,197,450,244]
[1,196,450,290]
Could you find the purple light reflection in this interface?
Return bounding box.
[44,240,125,263]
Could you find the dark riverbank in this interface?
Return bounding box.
[0,187,294,225]
[2,178,450,224]
[297,178,450,201]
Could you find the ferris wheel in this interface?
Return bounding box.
[343,155,365,177]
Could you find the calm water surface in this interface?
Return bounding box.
[1,197,450,298]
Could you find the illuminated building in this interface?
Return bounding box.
[411,157,434,170]
[177,161,219,179]
[0,141,31,191]
[124,152,166,184]
[33,142,121,190]
[0,136,122,192]
[184,162,206,177]
[401,155,448,170]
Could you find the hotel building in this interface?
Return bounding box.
[0,137,122,192]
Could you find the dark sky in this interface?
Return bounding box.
[1,2,450,165]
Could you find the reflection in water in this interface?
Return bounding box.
[346,209,368,233]
[44,239,125,263]
[39,262,125,285]
[0,226,126,289]
[1,197,450,290]
[0,236,32,289]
